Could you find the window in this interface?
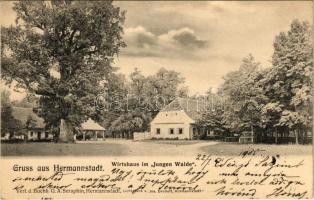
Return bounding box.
[30,132,33,137]
[169,128,174,134]
[156,128,160,134]
[178,128,183,134]
[45,132,49,138]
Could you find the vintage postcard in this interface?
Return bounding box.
[0,1,313,199]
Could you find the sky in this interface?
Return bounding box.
[0,1,313,100]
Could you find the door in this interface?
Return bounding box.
[37,132,41,140]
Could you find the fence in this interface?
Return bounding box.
[133,132,152,141]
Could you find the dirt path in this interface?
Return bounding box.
[98,139,219,156]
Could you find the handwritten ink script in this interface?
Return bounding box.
[1,150,312,199]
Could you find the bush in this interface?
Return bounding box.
[199,134,208,140]
[193,134,208,140]
[1,138,25,143]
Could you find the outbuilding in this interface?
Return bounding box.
[79,118,106,141]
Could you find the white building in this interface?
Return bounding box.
[9,107,105,142]
[150,97,208,140]
[11,107,53,141]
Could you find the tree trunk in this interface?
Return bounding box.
[275,132,278,144]
[251,125,254,143]
[59,119,74,143]
[301,130,305,144]
[295,130,299,145]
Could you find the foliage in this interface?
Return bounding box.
[1,90,23,137]
[107,67,186,135]
[260,20,312,142]
[217,54,266,136]
[198,20,312,143]
[12,94,39,108]
[1,1,126,142]
[128,67,186,115]
[197,100,227,133]
[25,115,37,129]
[109,112,152,134]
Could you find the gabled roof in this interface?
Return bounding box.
[161,97,207,121]
[81,118,106,131]
[11,108,106,131]
[11,107,45,129]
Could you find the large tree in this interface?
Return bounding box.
[192,20,312,144]
[109,112,152,139]
[107,67,187,136]
[1,1,126,142]
[218,55,266,139]
[145,67,186,115]
[261,19,313,143]
[126,67,186,116]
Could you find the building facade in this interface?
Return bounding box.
[27,129,53,141]
[150,97,209,140]
[11,107,54,141]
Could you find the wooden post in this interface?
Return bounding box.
[83,131,86,141]
[102,131,105,140]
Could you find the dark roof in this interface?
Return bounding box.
[11,107,45,129]
[161,97,207,121]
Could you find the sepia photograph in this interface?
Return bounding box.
[0,0,313,199]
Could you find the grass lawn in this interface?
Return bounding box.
[141,140,202,145]
[1,142,127,157]
[1,140,312,156]
[200,142,313,156]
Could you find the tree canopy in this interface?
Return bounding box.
[107,67,187,136]
[197,19,312,143]
[261,20,313,143]
[1,1,126,142]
